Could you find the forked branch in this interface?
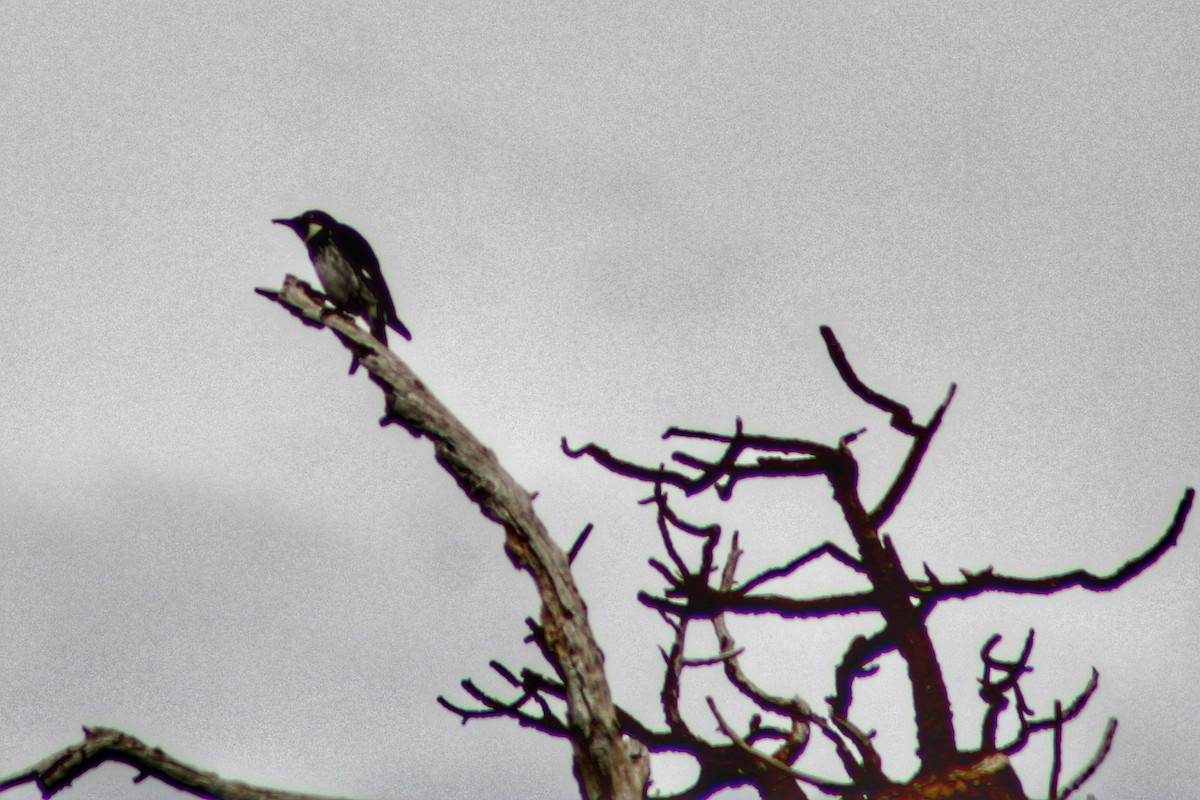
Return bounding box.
[560,325,1188,798]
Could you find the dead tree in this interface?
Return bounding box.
[2,279,1188,800]
[443,326,1192,800]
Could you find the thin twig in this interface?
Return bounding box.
[1061,719,1118,800]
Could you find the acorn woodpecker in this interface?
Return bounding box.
[273,210,411,373]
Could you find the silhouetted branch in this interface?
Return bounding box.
[705,698,847,795]
[819,326,923,437]
[979,631,1037,752]
[640,488,1191,629]
[566,423,839,501]
[638,586,882,620]
[0,727,353,800]
[1048,702,1064,800]
[439,663,570,737]
[562,438,696,489]
[869,383,956,527]
[441,662,684,755]
[651,483,722,581]
[567,523,594,565]
[922,489,1193,602]
[711,536,892,794]
[818,326,959,527]
[829,629,890,720]
[737,541,865,594]
[1002,669,1099,756]
[1059,719,1116,800]
[827,714,888,791]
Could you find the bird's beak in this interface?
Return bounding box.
[272,217,304,237]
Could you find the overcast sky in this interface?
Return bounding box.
[2,3,1197,799]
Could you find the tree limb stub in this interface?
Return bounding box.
[262,276,648,800]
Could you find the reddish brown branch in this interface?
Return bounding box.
[979,631,1036,752]
[562,439,696,489]
[642,487,1190,624]
[825,448,958,771]
[870,383,955,527]
[829,629,890,720]
[658,604,693,738]
[638,586,881,619]
[1001,669,1099,756]
[921,489,1193,602]
[566,423,839,501]
[736,541,865,594]
[704,697,854,796]
[819,326,923,436]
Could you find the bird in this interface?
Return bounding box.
[273,210,411,373]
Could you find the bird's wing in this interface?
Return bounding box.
[338,225,412,341]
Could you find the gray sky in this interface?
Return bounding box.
[2,2,1197,798]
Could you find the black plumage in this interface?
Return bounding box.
[274,210,410,372]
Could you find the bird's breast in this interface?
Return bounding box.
[312,246,363,308]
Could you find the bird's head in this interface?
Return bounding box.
[272,209,337,241]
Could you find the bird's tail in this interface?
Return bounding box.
[389,315,412,341]
[370,316,390,348]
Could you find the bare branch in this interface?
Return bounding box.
[660,607,691,737]
[440,670,571,737]
[1002,669,1099,756]
[568,421,839,501]
[442,664,688,756]
[681,648,745,667]
[567,523,594,565]
[819,326,923,437]
[638,586,882,619]
[829,630,890,720]
[1061,719,1117,800]
[713,539,891,791]
[263,276,647,800]
[0,726,355,800]
[713,537,815,724]
[1049,702,1064,800]
[562,438,695,489]
[869,383,956,527]
[705,698,849,794]
[827,715,887,789]
[979,631,1036,753]
[923,489,1193,602]
[737,542,865,595]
